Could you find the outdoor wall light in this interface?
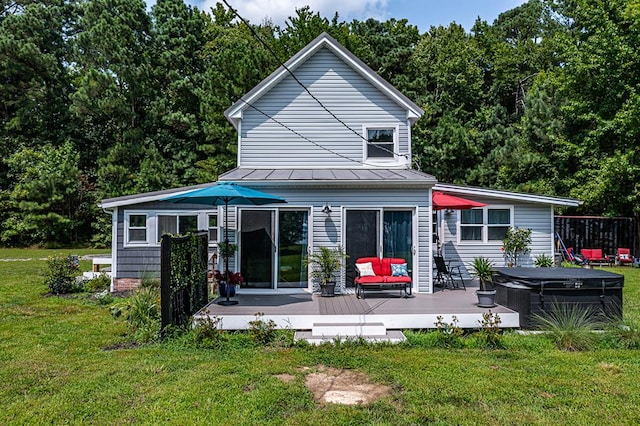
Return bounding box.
[322,204,332,214]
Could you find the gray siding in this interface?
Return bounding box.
[439,198,554,278]
[234,186,431,292]
[114,186,432,291]
[240,48,410,168]
[115,201,220,280]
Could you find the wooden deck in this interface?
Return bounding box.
[195,288,520,330]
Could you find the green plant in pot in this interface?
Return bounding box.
[305,246,348,297]
[218,241,237,259]
[470,256,497,308]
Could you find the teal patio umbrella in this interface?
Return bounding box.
[162,181,287,305]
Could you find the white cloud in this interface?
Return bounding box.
[199,0,389,27]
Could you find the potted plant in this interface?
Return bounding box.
[218,241,237,259]
[502,227,532,267]
[305,246,348,297]
[217,242,238,297]
[469,256,497,308]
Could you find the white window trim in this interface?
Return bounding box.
[207,212,219,247]
[457,206,514,245]
[123,210,218,248]
[124,212,149,246]
[362,124,401,165]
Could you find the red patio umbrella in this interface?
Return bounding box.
[433,191,487,257]
[432,191,487,210]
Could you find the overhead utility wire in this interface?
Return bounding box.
[221,0,408,160]
[238,98,363,165]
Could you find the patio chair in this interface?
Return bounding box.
[434,256,465,290]
[616,248,633,266]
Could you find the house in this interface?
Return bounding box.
[100,32,580,294]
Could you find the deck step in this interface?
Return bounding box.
[294,330,406,345]
[312,322,386,337]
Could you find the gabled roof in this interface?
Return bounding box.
[434,183,582,207]
[224,32,424,130]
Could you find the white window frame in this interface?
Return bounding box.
[362,124,400,164]
[207,213,219,246]
[123,210,217,248]
[457,206,514,244]
[125,212,149,246]
[156,213,199,243]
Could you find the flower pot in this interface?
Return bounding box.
[476,289,497,308]
[320,282,336,297]
[218,282,236,298]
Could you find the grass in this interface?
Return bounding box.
[1,249,640,424]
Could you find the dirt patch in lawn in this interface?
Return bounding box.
[302,365,391,405]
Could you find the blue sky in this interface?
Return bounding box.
[188,0,528,32]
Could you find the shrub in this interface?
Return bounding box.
[533,303,600,351]
[190,316,226,348]
[44,255,80,294]
[474,310,504,349]
[110,287,160,343]
[248,313,278,345]
[84,274,111,292]
[433,315,464,348]
[534,254,554,267]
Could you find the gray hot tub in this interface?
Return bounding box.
[493,267,623,328]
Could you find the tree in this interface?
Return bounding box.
[2,142,95,246]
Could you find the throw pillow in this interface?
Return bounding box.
[620,254,630,260]
[356,262,375,276]
[391,263,408,276]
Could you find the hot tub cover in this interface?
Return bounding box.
[494,267,623,288]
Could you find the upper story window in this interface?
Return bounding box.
[363,125,399,162]
[127,214,148,244]
[157,214,198,242]
[367,128,395,158]
[460,207,512,243]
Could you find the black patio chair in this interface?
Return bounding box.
[434,255,466,290]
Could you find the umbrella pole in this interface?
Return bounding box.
[218,200,238,306]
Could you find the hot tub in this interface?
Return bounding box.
[493,267,623,328]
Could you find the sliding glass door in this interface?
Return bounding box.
[240,209,309,290]
[277,210,308,288]
[345,209,413,285]
[240,210,275,289]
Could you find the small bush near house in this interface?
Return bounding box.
[473,311,504,349]
[43,255,81,294]
[433,315,464,348]
[248,313,278,346]
[533,303,600,351]
[534,254,554,267]
[84,274,111,292]
[189,316,227,348]
[110,287,160,343]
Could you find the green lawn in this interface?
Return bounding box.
[1,249,640,424]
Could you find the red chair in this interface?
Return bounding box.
[616,248,633,266]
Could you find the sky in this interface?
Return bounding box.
[189,0,529,32]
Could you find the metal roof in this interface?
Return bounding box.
[219,167,437,186]
[434,183,582,207]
